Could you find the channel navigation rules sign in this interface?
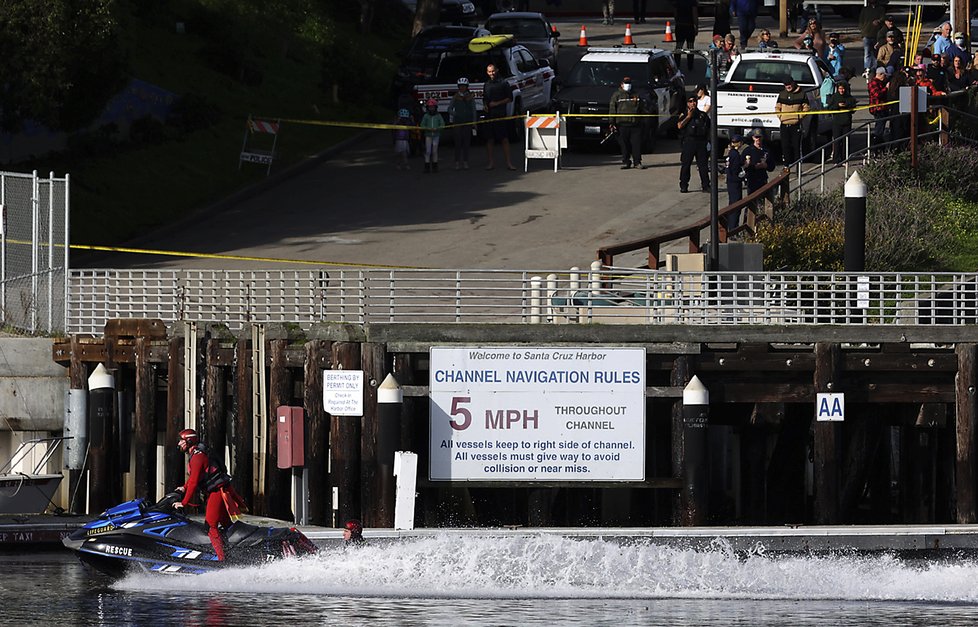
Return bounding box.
[429,347,646,481]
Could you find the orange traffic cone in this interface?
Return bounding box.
[664,21,674,43]
[623,23,634,45]
[577,24,588,47]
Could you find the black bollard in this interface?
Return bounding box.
[87,364,115,514]
[377,373,402,527]
[844,171,867,272]
[682,375,710,525]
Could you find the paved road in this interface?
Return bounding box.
[111,17,864,272]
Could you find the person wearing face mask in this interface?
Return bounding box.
[609,77,647,170]
[947,32,971,68]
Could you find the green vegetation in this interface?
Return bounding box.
[6,0,411,245]
[753,142,978,272]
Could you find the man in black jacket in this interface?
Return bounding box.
[609,77,647,170]
[677,95,710,193]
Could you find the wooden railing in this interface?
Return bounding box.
[595,170,790,268]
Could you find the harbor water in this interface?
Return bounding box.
[5,534,978,625]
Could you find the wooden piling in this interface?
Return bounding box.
[133,337,155,500]
[303,340,331,526]
[265,339,293,520]
[361,342,389,527]
[814,342,840,524]
[204,338,227,459]
[233,338,254,506]
[670,356,689,525]
[165,336,185,494]
[331,342,362,527]
[956,343,977,523]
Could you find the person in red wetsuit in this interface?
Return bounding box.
[173,428,246,561]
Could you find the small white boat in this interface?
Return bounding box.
[0,437,65,514]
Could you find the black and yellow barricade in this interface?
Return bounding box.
[239,116,281,176]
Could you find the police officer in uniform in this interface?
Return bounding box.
[609,77,646,169]
[677,94,710,192]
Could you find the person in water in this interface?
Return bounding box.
[343,519,365,545]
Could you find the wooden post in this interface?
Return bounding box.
[133,337,155,501]
[331,342,362,527]
[165,336,185,494]
[233,338,254,506]
[670,356,689,525]
[265,339,293,520]
[303,340,331,526]
[814,342,840,524]
[67,336,88,514]
[956,343,977,523]
[743,403,782,524]
[204,338,226,458]
[361,342,389,527]
[87,364,115,513]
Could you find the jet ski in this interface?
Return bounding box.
[63,492,318,577]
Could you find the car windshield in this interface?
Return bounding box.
[728,60,815,86]
[434,51,512,82]
[485,18,549,39]
[565,61,651,86]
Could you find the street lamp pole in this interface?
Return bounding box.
[708,46,719,272]
[680,46,721,270]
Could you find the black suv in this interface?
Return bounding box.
[552,47,685,150]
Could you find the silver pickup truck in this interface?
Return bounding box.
[715,51,831,143]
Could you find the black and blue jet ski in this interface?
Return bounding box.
[63,492,317,577]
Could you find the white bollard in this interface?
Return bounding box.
[530,275,542,324]
[393,451,418,531]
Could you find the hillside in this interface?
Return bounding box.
[11,1,411,247]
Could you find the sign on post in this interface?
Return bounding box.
[239,116,280,176]
[524,113,566,172]
[816,392,845,422]
[323,370,364,416]
[429,347,646,481]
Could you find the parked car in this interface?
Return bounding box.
[392,25,490,101]
[714,50,831,145]
[551,47,685,150]
[413,35,555,131]
[483,12,560,71]
[398,0,479,25]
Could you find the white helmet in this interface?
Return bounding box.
[457,77,469,86]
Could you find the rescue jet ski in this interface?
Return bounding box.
[63,492,317,577]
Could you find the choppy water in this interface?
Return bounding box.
[5,535,978,625]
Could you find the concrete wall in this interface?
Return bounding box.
[0,338,67,432]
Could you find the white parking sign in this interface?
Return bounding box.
[429,347,646,481]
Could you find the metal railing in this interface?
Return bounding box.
[65,267,978,332]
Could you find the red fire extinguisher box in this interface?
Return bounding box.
[276,405,304,469]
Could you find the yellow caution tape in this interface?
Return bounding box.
[6,238,428,270]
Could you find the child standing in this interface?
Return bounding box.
[393,108,412,170]
[420,98,445,173]
[447,78,476,169]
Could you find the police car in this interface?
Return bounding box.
[551,47,685,150]
[413,35,555,118]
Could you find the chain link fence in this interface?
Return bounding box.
[1,170,69,335]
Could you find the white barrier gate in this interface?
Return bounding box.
[524,113,566,172]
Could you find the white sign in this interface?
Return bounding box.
[323,370,364,416]
[816,392,845,422]
[429,347,646,481]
